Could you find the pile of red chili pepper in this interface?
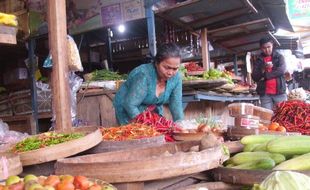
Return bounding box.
[100,123,160,141]
[133,107,182,142]
[185,62,204,72]
[272,100,310,135]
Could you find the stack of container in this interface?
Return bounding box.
[228,103,273,129]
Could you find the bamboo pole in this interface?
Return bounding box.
[47,0,72,131]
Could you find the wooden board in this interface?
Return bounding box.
[0,153,22,180]
[179,182,244,190]
[88,135,165,153]
[18,127,102,166]
[55,141,228,183]
[223,141,243,154]
[182,79,227,90]
[226,127,301,141]
[211,167,310,185]
[173,132,205,141]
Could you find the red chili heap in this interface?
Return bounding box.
[272,100,310,135]
[133,107,182,142]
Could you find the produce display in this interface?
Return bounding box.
[272,100,310,135]
[2,174,115,190]
[288,88,308,101]
[133,106,182,142]
[225,135,310,170]
[203,69,233,84]
[258,122,286,133]
[175,116,225,141]
[100,123,160,141]
[184,62,204,72]
[85,70,127,81]
[252,171,310,190]
[12,132,84,153]
[180,67,233,84]
[0,12,18,27]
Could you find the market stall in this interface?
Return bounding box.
[0,0,310,190]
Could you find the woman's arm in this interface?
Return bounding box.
[169,75,184,122]
[123,72,148,120]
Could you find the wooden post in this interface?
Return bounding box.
[47,0,72,131]
[201,28,210,70]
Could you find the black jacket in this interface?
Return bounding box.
[251,51,286,96]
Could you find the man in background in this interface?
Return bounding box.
[252,37,287,110]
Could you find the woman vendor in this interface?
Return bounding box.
[113,43,184,125]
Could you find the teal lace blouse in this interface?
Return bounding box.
[113,63,184,125]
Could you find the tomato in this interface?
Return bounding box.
[88,184,101,190]
[60,176,74,184]
[276,126,287,133]
[8,182,24,190]
[73,176,89,190]
[56,182,74,190]
[268,122,280,131]
[44,175,60,187]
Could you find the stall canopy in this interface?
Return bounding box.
[208,18,279,53]
[155,0,258,31]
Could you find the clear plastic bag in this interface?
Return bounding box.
[50,72,83,129]
[69,72,83,122]
[0,120,28,144]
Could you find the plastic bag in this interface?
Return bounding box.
[69,72,83,122]
[50,72,83,129]
[0,120,28,145]
[43,35,83,72]
[67,35,83,72]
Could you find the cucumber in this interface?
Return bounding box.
[232,158,275,170]
[267,136,310,155]
[273,152,310,170]
[243,143,261,152]
[230,152,285,165]
[241,135,277,145]
[270,153,286,164]
[253,142,268,152]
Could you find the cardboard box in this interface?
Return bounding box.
[0,25,17,44]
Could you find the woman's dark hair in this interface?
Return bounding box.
[259,36,274,47]
[155,43,181,64]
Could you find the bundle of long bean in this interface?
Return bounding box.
[91,70,127,81]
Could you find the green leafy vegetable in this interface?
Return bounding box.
[90,70,127,81]
[13,132,84,153]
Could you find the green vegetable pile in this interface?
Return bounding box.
[90,70,127,81]
[180,67,234,84]
[13,132,84,153]
[203,69,233,84]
